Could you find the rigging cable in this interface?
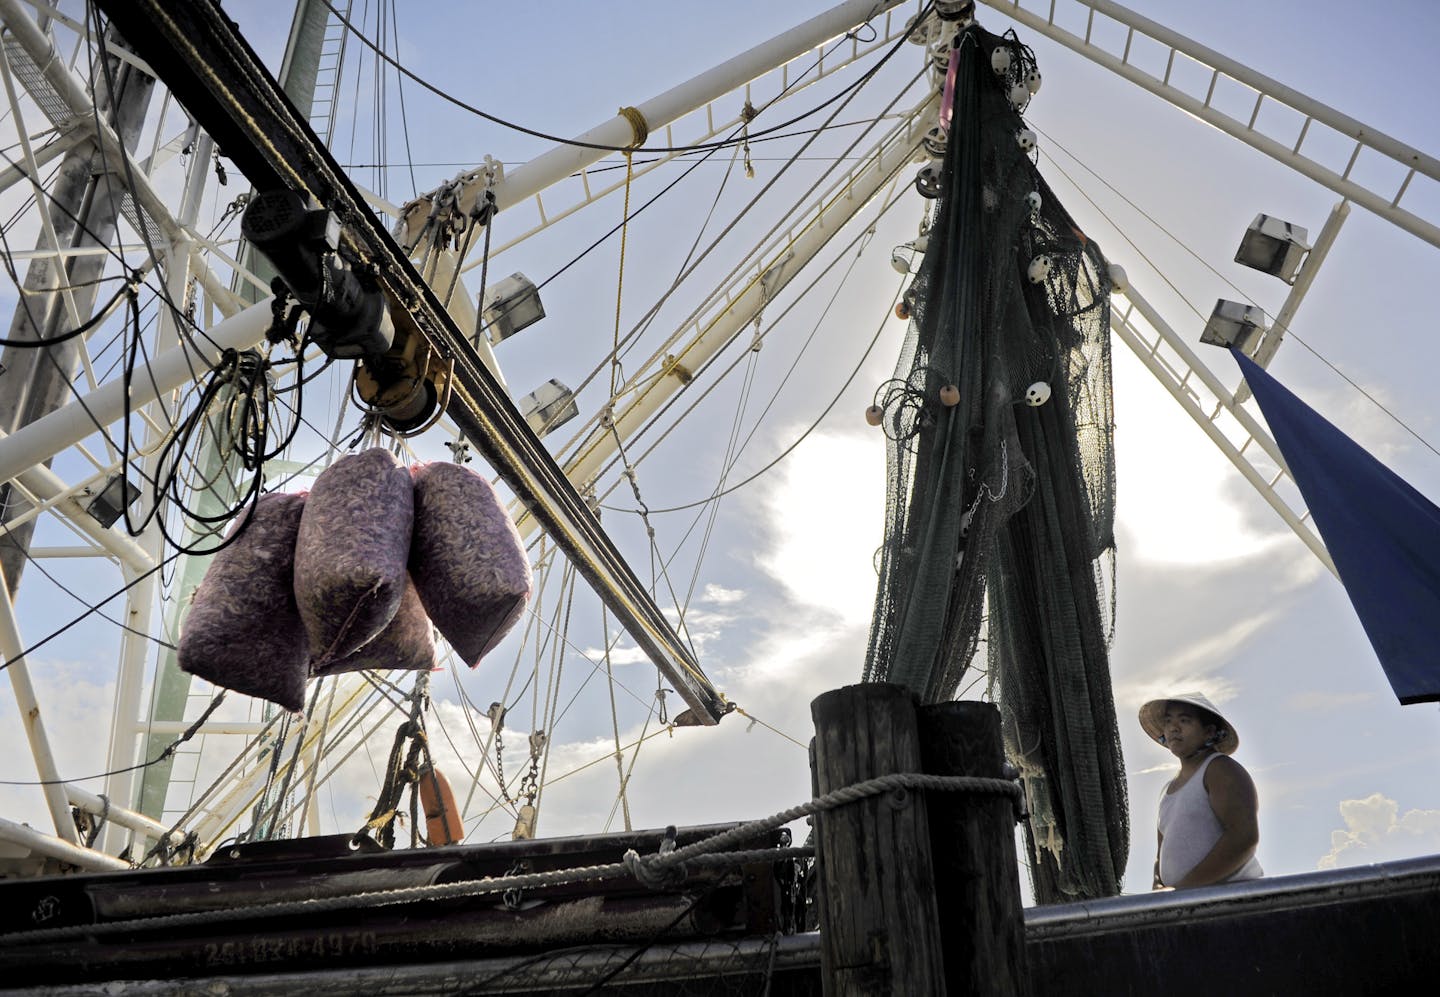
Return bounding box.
[522,23,893,307]
[1033,122,1440,464]
[384,0,420,197]
[548,63,927,475]
[340,113,917,172]
[0,148,137,460]
[607,421,700,660]
[6,544,176,650]
[599,183,908,516]
[294,675,340,834]
[318,0,933,154]
[600,603,632,831]
[0,689,225,786]
[451,546,552,820]
[453,539,560,826]
[0,549,181,675]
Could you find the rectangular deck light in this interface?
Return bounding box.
[480,273,545,344]
[85,474,140,529]
[519,379,579,438]
[1235,213,1311,284]
[1200,299,1269,355]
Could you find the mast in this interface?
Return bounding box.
[0,22,154,594]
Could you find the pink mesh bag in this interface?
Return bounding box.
[312,574,436,676]
[178,492,310,711]
[294,447,414,665]
[409,461,531,666]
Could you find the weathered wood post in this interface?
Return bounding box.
[918,700,1029,996]
[811,683,945,995]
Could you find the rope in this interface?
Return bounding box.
[601,604,633,832]
[604,423,704,675]
[610,152,635,399]
[617,105,650,150]
[623,772,1020,887]
[0,772,1016,944]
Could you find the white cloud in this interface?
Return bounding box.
[1318,792,1440,869]
[1115,661,1242,717]
[0,659,117,819]
[577,644,651,666]
[1134,763,1174,775]
[700,584,745,605]
[1112,350,1292,566]
[754,429,885,621]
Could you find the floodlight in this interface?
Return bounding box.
[1234,213,1311,284]
[480,274,545,344]
[1200,299,1268,355]
[85,474,140,529]
[519,379,579,438]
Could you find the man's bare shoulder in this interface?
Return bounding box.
[1204,754,1256,794]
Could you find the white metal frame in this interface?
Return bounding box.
[1109,281,1337,577]
[977,0,1440,249]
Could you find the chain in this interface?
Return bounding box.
[517,730,546,808]
[488,702,511,805]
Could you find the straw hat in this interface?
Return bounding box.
[1138,692,1239,755]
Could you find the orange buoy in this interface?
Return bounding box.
[939,384,960,407]
[865,404,884,426]
[418,764,464,846]
[895,300,911,320]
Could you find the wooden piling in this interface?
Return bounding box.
[811,683,945,995]
[918,700,1029,997]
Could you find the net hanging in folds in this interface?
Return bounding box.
[862,21,1127,902]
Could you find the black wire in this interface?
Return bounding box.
[86,4,233,359]
[534,140,727,295]
[9,544,177,650]
[0,550,182,676]
[568,55,920,490]
[0,13,243,514]
[537,38,920,421]
[385,0,420,197]
[0,153,134,458]
[118,331,308,558]
[334,113,925,172]
[320,0,931,154]
[0,147,137,281]
[0,278,137,347]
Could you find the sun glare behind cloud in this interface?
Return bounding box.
[756,429,888,621]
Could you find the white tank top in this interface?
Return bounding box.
[1157,752,1263,886]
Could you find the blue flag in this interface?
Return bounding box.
[1234,348,1440,704]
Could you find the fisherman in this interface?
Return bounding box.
[1140,692,1263,889]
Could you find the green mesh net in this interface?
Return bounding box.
[863,21,1127,902]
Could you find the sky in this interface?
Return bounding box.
[2,0,1440,902]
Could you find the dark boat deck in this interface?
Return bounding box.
[2,828,1437,994]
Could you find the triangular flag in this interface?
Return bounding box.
[1235,348,1440,704]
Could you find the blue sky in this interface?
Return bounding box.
[2,0,1439,899]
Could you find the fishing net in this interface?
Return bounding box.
[862,22,1127,901]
